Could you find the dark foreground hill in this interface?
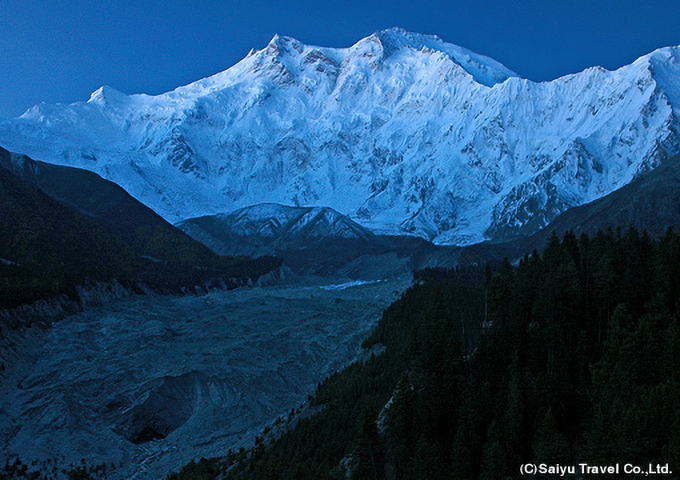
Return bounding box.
[0,147,280,317]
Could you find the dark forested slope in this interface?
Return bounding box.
[0,147,280,315]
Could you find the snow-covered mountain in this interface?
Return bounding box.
[193,203,375,243]
[177,203,375,256]
[1,27,679,245]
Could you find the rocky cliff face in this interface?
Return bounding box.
[1,28,679,245]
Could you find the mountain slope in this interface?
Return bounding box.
[0,156,138,309]
[0,148,279,313]
[1,28,679,245]
[463,155,680,262]
[529,155,680,239]
[0,147,236,266]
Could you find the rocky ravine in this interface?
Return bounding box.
[0,277,410,478]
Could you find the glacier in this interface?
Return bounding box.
[1,27,679,245]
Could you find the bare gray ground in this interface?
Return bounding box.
[0,277,410,478]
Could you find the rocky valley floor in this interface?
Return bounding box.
[0,276,410,479]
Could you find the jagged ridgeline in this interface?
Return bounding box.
[0,147,280,317]
[3,28,680,246]
[168,229,680,479]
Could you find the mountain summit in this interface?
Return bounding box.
[1,29,679,245]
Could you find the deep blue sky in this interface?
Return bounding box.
[1,0,680,118]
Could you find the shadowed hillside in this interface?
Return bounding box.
[0,147,280,316]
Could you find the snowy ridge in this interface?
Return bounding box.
[178,203,375,249]
[1,28,679,245]
[220,203,375,241]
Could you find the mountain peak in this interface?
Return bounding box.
[87,85,127,106]
[264,33,304,58]
[347,28,437,57]
[374,27,440,52]
[180,203,375,251]
[347,27,517,86]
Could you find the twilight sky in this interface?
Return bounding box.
[1,0,680,118]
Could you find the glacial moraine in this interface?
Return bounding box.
[0,276,410,479]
